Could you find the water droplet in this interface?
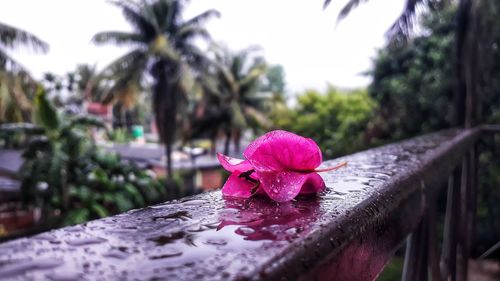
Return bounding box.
[149,249,183,260]
[180,199,207,206]
[285,227,298,235]
[238,227,255,235]
[152,210,191,222]
[203,239,227,246]
[102,249,130,260]
[65,237,107,246]
[148,232,191,246]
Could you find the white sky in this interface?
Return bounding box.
[0,0,405,94]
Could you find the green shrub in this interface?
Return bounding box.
[0,90,168,226]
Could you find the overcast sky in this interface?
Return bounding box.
[0,0,405,94]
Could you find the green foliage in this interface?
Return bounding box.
[272,87,375,158]
[1,90,167,226]
[0,70,38,123]
[368,6,456,141]
[34,88,59,130]
[365,1,500,260]
[108,128,133,143]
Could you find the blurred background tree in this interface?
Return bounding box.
[0,21,48,123]
[92,0,220,180]
[209,45,268,153]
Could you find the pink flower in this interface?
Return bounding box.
[217,130,346,202]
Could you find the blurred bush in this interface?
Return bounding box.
[0,90,170,226]
[271,87,376,158]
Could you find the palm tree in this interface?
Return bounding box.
[209,46,269,154]
[0,21,48,123]
[92,0,219,179]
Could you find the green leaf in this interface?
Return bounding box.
[123,183,145,206]
[114,193,134,212]
[64,208,90,226]
[91,203,109,218]
[102,192,115,203]
[74,185,92,202]
[69,116,107,130]
[34,88,59,130]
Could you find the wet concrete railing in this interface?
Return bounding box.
[0,128,482,281]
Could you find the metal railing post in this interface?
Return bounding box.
[441,165,462,281]
[402,213,429,281]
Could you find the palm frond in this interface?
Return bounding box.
[148,0,170,31]
[163,0,184,32]
[98,49,147,105]
[182,44,213,72]
[181,9,221,28]
[323,0,333,10]
[217,65,238,95]
[0,21,49,53]
[386,0,425,41]
[337,0,369,22]
[99,49,147,78]
[108,0,156,39]
[239,63,267,92]
[92,31,144,46]
[326,0,426,42]
[178,25,211,41]
[138,0,161,32]
[244,106,272,129]
[0,46,27,71]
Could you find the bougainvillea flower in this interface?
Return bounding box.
[217,130,347,202]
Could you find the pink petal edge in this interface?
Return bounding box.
[217,153,252,173]
[298,173,326,194]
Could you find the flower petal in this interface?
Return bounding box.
[217,153,252,173]
[257,171,316,202]
[299,173,326,194]
[221,173,255,198]
[244,130,322,172]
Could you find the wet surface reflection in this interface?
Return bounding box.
[217,196,321,241]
